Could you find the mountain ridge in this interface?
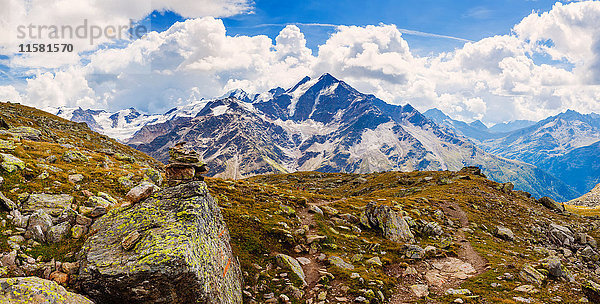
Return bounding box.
[123,74,578,201]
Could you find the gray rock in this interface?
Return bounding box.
[78,181,243,304]
[71,225,87,239]
[410,284,429,298]
[494,226,515,241]
[548,223,574,248]
[22,194,74,216]
[360,202,414,243]
[68,174,84,183]
[275,254,307,288]
[0,276,93,303]
[126,182,157,204]
[0,192,17,210]
[11,210,29,228]
[47,222,71,243]
[406,245,425,259]
[56,207,78,225]
[0,153,25,172]
[540,256,569,279]
[538,196,564,212]
[76,214,93,227]
[0,250,16,267]
[62,150,88,163]
[26,210,53,242]
[88,206,107,218]
[328,256,354,270]
[519,265,546,286]
[579,246,599,261]
[308,205,323,216]
[85,196,112,208]
[583,280,600,303]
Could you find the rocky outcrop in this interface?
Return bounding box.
[21,194,74,216]
[78,181,243,304]
[538,196,565,213]
[568,183,600,207]
[0,153,25,173]
[360,202,414,243]
[275,254,306,288]
[0,276,93,304]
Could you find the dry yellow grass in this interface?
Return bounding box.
[565,204,600,217]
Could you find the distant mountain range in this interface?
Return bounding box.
[424,108,600,199]
[51,74,596,201]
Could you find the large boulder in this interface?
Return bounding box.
[0,276,93,304]
[22,194,74,216]
[0,153,25,173]
[126,182,158,204]
[538,197,565,213]
[78,181,243,304]
[360,202,414,243]
[583,280,600,303]
[275,254,307,288]
[0,191,17,210]
[548,223,575,248]
[25,210,53,242]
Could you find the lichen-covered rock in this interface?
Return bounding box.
[583,280,600,303]
[360,202,414,243]
[98,192,118,205]
[56,207,78,226]
[540,256,572,281]
[71,225,87,239]
[0,153,25,173]
[47,221,71,243]
[0,276,93,304]
[275,254,307,288]
[62,150,89,163]
[22,194,74,216]
[85,196,112,208]
[78,181,243,304]
[328,256,354,270]
[8,126,42,141]
[145,168,163,186]
[26,210,53,242]
[0,191,17,210]
[519,265,546,286]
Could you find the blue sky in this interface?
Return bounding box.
[222,0,561,55]
[146,0,562,55]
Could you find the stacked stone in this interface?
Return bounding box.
[165,142,208,184]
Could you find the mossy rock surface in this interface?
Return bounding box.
[78,181,243,304]
[0,276,93,304]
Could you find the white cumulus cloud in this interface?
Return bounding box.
[4,0,600,126]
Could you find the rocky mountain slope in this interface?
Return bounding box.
[0,103,600,303]
[125,74,576,201]
[568,183,600,208]
[0,102,243,303]
[209,168,600,303]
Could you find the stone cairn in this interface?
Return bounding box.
[165,142,208,184]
